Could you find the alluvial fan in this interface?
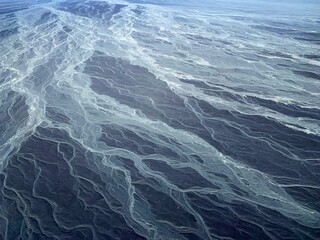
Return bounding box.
[0,0,319,239]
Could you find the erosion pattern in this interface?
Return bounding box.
[0,0,320,239]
